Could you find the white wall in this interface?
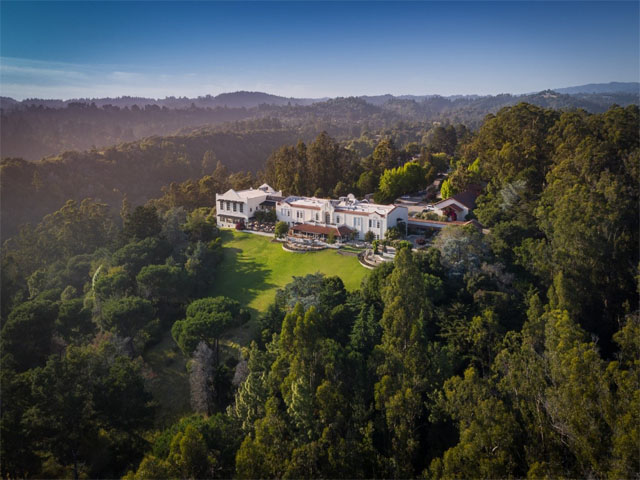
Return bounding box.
[216,192,269,228]
[385,206,409,238]
[435,199,469,220]
[343,213,366,239]
[276,200,408,241]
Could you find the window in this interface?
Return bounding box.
[377,221,381,228]
[336,215,340,223]
[368,219,372,227]
[315,213,319,221]
[239,203,244,213]
[226,201,231,211]
[250,207,252,212]
[219,200,224,210]
[233,203,237,212]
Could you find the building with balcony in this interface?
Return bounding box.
[276,193,408,241]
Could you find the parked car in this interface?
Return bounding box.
[422,205,435,212]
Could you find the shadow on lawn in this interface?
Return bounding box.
[218,229,236,242]
[215,246,277,304]
[213,240,279,344]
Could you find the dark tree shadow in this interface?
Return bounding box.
[210,234,279,343]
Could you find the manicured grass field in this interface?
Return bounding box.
[210,230,369,342]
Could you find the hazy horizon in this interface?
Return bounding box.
[1,75,638,103]
[1,1,639,100]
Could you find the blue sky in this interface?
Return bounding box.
[1,1,638,100]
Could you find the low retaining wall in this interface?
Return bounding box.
[282,243,327,253]
[242,229,275,238]
[357,251,378,270]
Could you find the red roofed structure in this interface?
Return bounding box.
[290,223,355,240]
[434,187,482,220]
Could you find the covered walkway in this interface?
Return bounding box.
[289,223,354,242]
[407,217,483,230]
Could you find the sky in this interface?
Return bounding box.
[1,1,638,100]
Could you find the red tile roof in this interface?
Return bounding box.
[290,223,353,237]
[337,225,355,237]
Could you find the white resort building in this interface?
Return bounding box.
[216,183,283,228]
[215,184,408,242]
[276,193,408,241]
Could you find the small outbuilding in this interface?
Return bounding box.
[434,187,481,221]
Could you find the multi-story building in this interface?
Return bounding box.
[276,193,408,241]
[216,183,282,228]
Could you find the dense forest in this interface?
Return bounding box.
[0,103,255,161]
[1,103,638,478]
[0,115,465,242]
[0,119,302,241]
[2,89,637,161]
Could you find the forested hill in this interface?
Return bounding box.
[0,90,321,111]
[0,104,256,161]
[0,121,308,241]
[554,81,639,94]
[2,89,637,161]
[3,96,639,242]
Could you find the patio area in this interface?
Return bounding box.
[244,220,275,234]
[283,236,328,252]
[358,246,397,269]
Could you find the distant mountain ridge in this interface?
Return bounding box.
[553,82,639,95]
[0,91,325,111]
[2,83,638,162]
[211,91,323,107]
[2,82,637,111]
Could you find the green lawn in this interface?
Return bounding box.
[211,230,369,343]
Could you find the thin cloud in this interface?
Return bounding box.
[0,56,326,100]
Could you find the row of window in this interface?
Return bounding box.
[279,208,382,229]
[219,200,244,213]
[281,209,342,224]
[352,218,381,229]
